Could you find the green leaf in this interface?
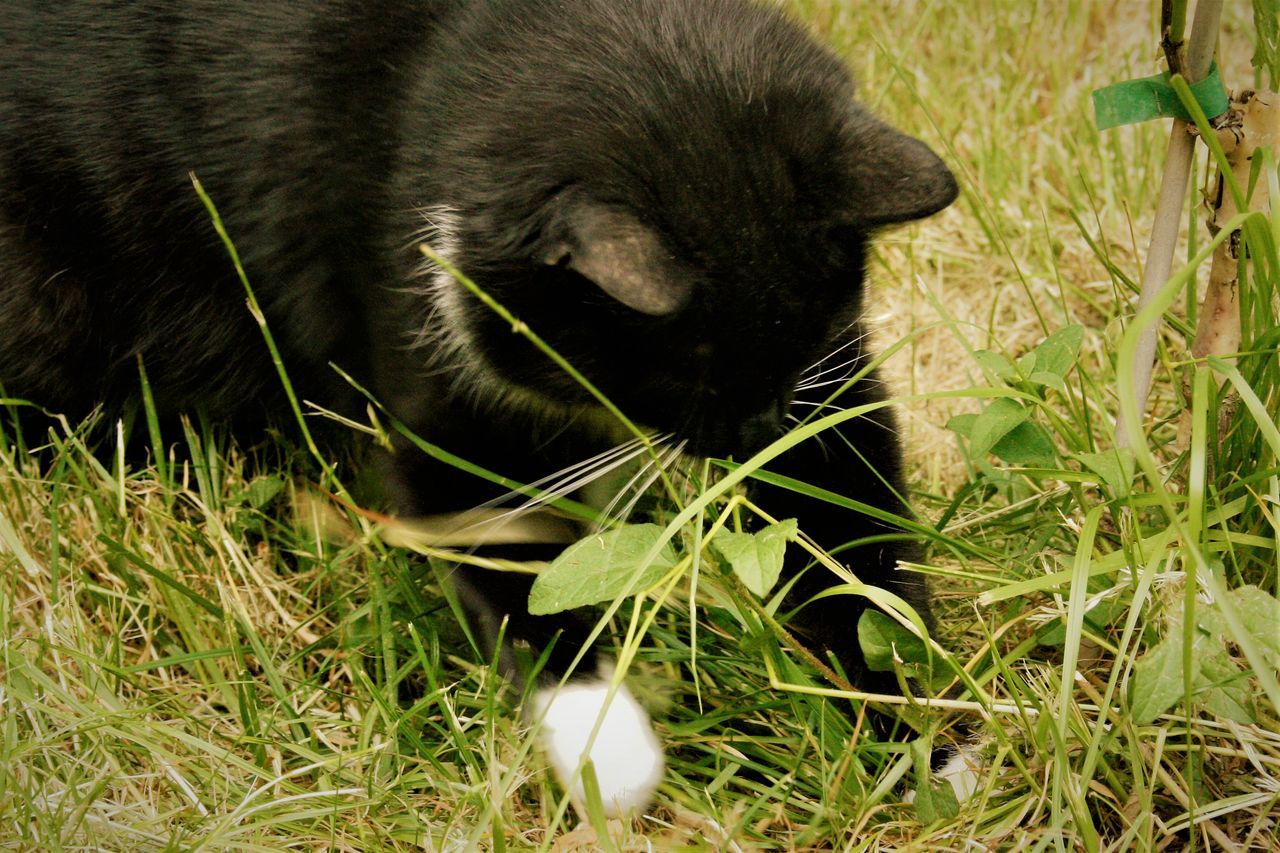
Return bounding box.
[914,779,961,824]
[714,519,797,598]
[1226,585,1280,665]
[858,611,895,672]
[973,349,1016,382]
[1029,324,1084,379]
[1075,449,1135,496]
[1028,371,1067,393]
[910,736,960,823]
[945,412,979,439]
[245,475,285,509]
[990,420,1057,466]
[966,398,1029,459]
[1252,0,1280,89]
[1129,592,1280,725]
[858,610,944,689]
[1130,635,1184,725]
[1199,648,1255,724]
[528,524,677,615]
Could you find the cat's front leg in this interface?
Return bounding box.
[377,409,665,817]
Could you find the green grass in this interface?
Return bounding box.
[3,0,1280,849]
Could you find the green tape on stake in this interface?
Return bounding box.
[1092,62,1229,130]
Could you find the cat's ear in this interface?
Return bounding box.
[544,205,691,316]
[848,120,958,226]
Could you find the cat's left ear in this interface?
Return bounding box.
[847,118,959,226]
[543,204,692,316]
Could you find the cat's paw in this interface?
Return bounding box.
[904,740,984,805]
[533,677,664,817]
[930,741,983,802]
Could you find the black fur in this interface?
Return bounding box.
[0,0,956,694]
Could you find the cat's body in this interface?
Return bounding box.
[0,0,957,814]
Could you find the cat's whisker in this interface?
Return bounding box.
[794,376,858,393]
[790,400,847,408]
[795,368,886,394]
[797,372,852,391]
[430,439,658,546]
[796,356,861,389]
[595,452,663,526]
[462,436,652,521]
[511,437,656,511]
[800,336,859,376]
[605,441,688,525]
[511,432,676,515]
[798,328,868,377]
[800,318,860,366]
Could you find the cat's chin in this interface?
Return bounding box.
[531,674,664,818]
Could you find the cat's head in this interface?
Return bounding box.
[408,0,956,458]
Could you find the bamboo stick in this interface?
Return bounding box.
[1117,0,1225,449]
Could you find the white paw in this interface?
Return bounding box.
[904,741,984,805]
[932,742,982,802]
[533,678,664,817]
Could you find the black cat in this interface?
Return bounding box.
[0,0,957,814]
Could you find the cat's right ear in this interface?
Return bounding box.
[543,205,692,316]
[846,118,959,226]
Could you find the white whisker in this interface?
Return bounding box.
[794,376,858,393]
[466,432,673,524]
[799,352,863,386]
[595,455,660,525]
[514,438,652,507]
[790,400,848,411]
[599,440,687,526]
[517,441,655,513]
[799,326,867,376]
[431,439,657,545]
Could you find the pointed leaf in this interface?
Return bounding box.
[1029,324,1084,378]
[914,778,961,824]
[1199,648,1255,723]
[1028,371,1068,393]
[966,398,1029,459]
[990,420,1057,466]
[911,736,960,823]
[528,524,677,615]
[246,475,285,509]
[1076,449,1135,496]
[858,609,946,690]
[714,519,797,598]
[1016,352,1038,376]
[973,350,1016,382]
[945,413,979,439]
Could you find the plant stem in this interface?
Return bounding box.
[1161,0,1188,75]
[1117,0,1224,449]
